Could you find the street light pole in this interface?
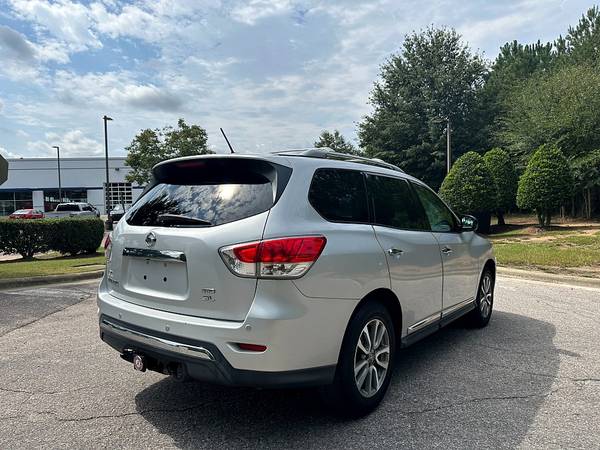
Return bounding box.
[103,115,113,214]
[446,117,451,174]
[51,145,62,202]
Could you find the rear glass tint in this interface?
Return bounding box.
[127,183,273,227]
[126,158,290,227]
[309,168,369,223]
[56,204,80,212]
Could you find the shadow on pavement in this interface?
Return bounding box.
[135,311,558,448]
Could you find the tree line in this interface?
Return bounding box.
[125,6,600,228]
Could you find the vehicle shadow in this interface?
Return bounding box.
[135,311,558,448]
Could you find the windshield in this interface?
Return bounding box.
[127,182,274,227]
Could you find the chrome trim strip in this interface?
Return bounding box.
[123,247,186,263]
[101,318,215,361]
[407,312,441,334]
[441,297,476,317]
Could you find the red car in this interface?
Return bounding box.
[8,209,44,219]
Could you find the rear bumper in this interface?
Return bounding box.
[97,276,358,386]
[100,315,335,388]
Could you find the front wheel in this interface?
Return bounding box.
[322,301,396,417]
[465,269,494,328]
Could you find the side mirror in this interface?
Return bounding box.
[461,215,478,232]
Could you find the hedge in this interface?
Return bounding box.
[0,217,104,259]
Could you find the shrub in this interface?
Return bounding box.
[483,148,518,226]
[51,217,105,255]
[0,219,52,259]
[439,151,498,217]
[517,144,573,228]
[0,217,104,258]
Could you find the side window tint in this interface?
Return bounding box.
[309,169,369,223]
[367,175,429,230]
[412,183,458,232]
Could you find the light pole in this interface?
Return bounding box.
[51,145,62,202]
[103,115,113,214]
[445,117,451,174]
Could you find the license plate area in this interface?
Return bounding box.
[123,257,189,300]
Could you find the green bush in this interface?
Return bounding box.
[517,144,573,227]
[0,219,53,259]
[439,151,498,215]
[0,217,104,259]
[483,148,518,225]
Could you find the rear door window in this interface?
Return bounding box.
[367,175,429,230]
[309,168,369,223]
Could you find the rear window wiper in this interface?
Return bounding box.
[157,214,213,227]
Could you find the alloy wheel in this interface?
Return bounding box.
[353,318,390,398]
[479,273,493,318]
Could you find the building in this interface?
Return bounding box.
[0,157,144,216]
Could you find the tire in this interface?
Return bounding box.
[465,268,494,328]
[322,301,396,417]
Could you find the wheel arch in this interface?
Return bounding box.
[482,258,496,279]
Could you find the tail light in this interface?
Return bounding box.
[104,233,112,262]
[219,236,326,279]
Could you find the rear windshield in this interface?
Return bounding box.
[56,204,80,212]
[126,157,292,227]
[127,183,274,227]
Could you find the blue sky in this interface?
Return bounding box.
[0,0,594,158]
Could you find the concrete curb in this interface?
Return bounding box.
[0,270,104,290]
[498,267,600,289]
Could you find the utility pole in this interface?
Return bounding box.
[446,117,452,174]
[103,115,113,214]
[52,146,62,201]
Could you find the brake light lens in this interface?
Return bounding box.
[220,236,326,278]
[104,233,112,262]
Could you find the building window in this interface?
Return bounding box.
[44,189,87,212]
[105,182,133,210]
[0,191,33,216]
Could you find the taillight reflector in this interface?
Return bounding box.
[220,236,326,279]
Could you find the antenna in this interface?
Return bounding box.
[220,128,235,154]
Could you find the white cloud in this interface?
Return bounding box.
[26,129,103,157]
[0,145,22,158]
[230,0,293,25]
[8,0,101,51]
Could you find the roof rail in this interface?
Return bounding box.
[272,148,404,173]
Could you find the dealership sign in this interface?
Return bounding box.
[0,154,7,185]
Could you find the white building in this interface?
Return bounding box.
[0,157,145,216]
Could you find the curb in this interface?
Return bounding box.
[0,270,104,290]
[498,267,600,289]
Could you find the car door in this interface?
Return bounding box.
[366,174,444,338]
[411,182,479,316]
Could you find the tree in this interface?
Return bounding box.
[358,27,486,189]
[125,119,213,185]
[439,152,497,224]
[570,150,600,219]
[555,6,600,64]
[314,130,359,155]
[482,148,518,226]
[498,64,600,166]
[517,144,573,228]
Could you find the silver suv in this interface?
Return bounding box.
[98,148,495,416]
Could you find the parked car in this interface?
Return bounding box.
[46,202,100,219]
[108,204,129,224]
[8,209,44,219]
[98,149,495,416]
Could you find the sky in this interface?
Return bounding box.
[0,0,595,158]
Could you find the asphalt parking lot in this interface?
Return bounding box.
[1,277,599,449]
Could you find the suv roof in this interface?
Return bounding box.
[271,147,403,173]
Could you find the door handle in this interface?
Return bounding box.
[387,248,404,257]
[441,247,453,255]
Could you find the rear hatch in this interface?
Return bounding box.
[106,156,292,321]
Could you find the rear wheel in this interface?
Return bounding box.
[465,269,494,328]
[322,301,396,417]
